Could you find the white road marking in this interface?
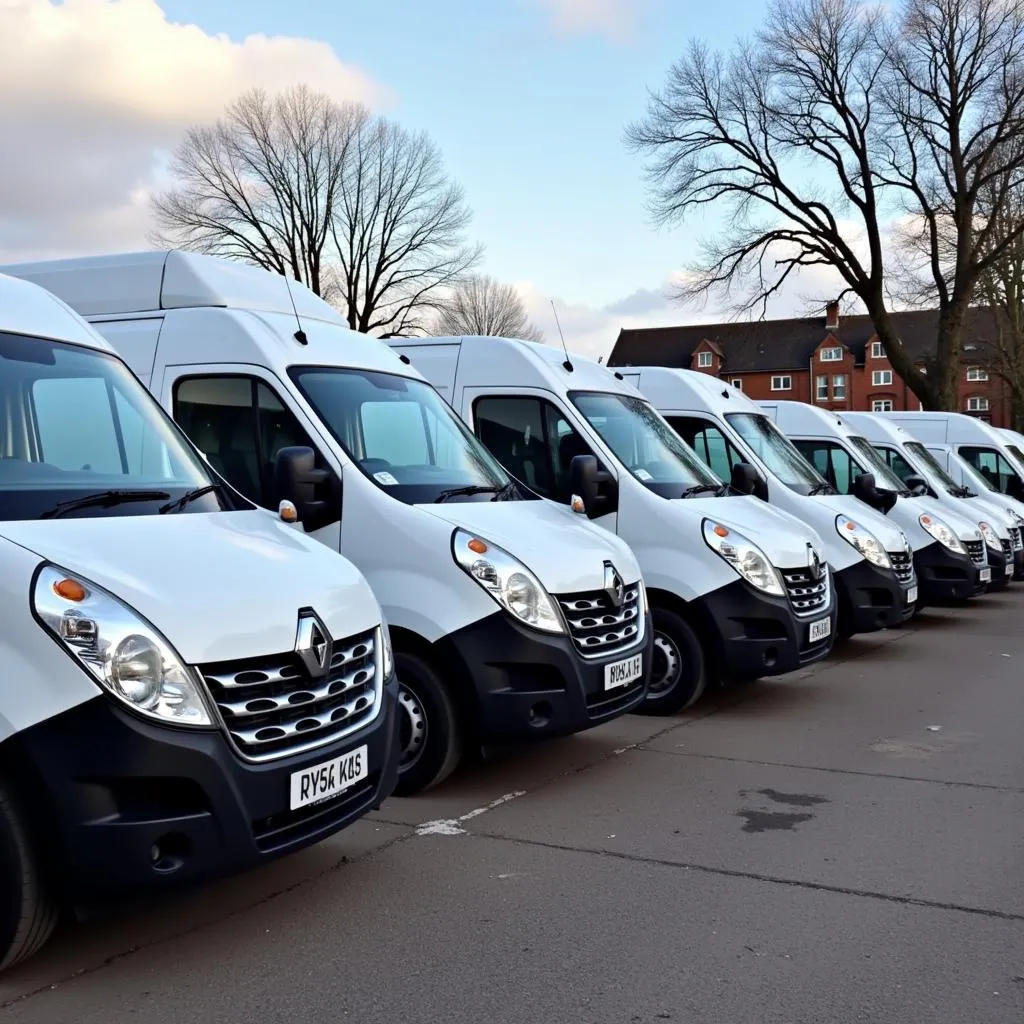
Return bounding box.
[415,790,527,836]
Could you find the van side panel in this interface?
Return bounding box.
[389,343,461,402]
[90,318,163,387]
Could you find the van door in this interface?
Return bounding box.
[158,364,344,547]
[958,445,1024,499]
[662,414,746,483]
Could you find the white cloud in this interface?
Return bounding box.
[526,0,648,41]
[0,0,388,262]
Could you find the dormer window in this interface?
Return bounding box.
[820,346,843,362]
[697,351,713,368]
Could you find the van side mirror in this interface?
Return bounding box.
[274,446,339,530]
[852,471,898,514]
[904,474,930,497]
[570,454,616,519]
[1009,475,1024,500]
[731,461,769,500]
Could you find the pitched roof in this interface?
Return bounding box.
[607,307,1003,373]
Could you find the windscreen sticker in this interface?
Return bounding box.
[635,468,653,481]
[373,471,399,485]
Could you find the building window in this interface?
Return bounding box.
[832,374,847,400]
[871,341,884,359]
[697,350,713,368]
[771,375,792,391]
[966,367,989,382]
[967,396,990,412]
[731,378,743,390]
[820,346,843,362]
[872,399,893,412]
[872,370,893,386]
[815,375,828,401]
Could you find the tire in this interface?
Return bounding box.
[0,780,57,972]
[635,606,708,716]
[392,651,463,796]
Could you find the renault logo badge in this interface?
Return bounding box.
[295,609,333,679]
[603,562,625,608]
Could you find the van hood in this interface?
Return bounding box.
[907,496,983,542]
[808,494,912,552]
[0,510,381,664]
[419,499,642,594]
[673,494,826,568]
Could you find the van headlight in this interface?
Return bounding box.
[918,513,966,554]
[702,519,785,596]
[452,529,565,633]
[379,622,394,679]
[978,521,1001,553]
[33,565,212,726]
[835,515,892,569]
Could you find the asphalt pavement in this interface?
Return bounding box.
[2,593,1023,1023]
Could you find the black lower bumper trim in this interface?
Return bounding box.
[690,577,836,681]
[833,558,914,633]
[914,540,985,603]
[4,681,401,899]
[439,610,653,744]
[986,547,1014,591]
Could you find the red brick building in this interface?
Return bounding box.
[607,302,1013,426]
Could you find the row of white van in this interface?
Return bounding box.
[0,250,1018,971]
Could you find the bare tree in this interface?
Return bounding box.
[152,85,482,337]
[625,0,1024,409]
[432,275,545,340]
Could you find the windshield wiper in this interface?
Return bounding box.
[40,488,171,520]
[681,483,722,498]
[808,482,836,496]
[434,484,502,504]
[158,483,222,514]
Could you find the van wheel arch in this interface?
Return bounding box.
[640,589,716,714]
[387,627,479,795]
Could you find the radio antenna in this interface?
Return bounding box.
[283,271,308,346]
[550,299,573,372]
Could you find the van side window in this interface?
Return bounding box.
[878,445,916,483]
[474,396,598,503]
[666,416,743,480]
[959,446,1024,497]
[174,375,333,518]
[791,440,863,493]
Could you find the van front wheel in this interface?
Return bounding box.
[637,607,708,715]
[393,651,463,796]
[0,781,57,972]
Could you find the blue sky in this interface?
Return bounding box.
[155,0,765,319]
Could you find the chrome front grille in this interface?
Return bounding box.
[1010,527,1023,552]
[966,539,985,565]
[781,565,830,616]
[199,630,381,762]
[557,583,643,658]
[889,551,915,587]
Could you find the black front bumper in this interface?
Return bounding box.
[834,558,914,633]
[7,679,400,899]
[690,577,836,681]
[914,541,986,603]
[440,610,653,744]
[986,546,1015,590]
[1014,546,1024,581]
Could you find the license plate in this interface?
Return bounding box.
[1007,562,1015,575]
[809,616,831,643]
[289,745,368,811]
[906,584,918,605]
[980,567,992,582]
[605,653,643,690]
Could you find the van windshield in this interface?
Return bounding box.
[0,332,231,522]
[904,441,962,493]
[569,391,722,497]
[725,412,826,495]
[289,367,513,505]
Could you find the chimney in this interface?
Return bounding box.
[825,300,840,332]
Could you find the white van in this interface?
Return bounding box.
[0,272,399,970]
[620,367,917,635]
[5,253,652,795]
[882,411,1024,503]
[843,412,1018,587]
[389,335,837,711]
[759,402,988,603]
[996,427,1024,468]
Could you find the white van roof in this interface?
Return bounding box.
[398,334,645,399]
[841,412,919,446]
[617,366,762,417]
[0,272,111,352]
[880,409,1007,446]
[1,251,344,324]
[757,399,862,439]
